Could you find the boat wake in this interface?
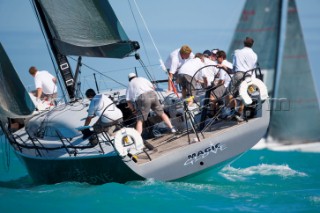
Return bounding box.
[252,138,320,153]
[219,164,308,182]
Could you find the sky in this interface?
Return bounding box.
[0,0,319,95]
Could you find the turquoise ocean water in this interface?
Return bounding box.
[0,141,319,212]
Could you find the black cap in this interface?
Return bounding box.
[203,50,212,57]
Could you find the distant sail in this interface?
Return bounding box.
[228,0,282,95]
[269,0,320,142]
[0,43,35,118]
[35,0,139,58]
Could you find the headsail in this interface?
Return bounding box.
[269,0,320,142]
[0,43,35,118]
[227,0,282,96]
[35,0,139,58]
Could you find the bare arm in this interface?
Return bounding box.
[218,79,225,85]
[168,72,173,91]
[217,64,233,74]
[203,77,208,88]
[127,101,135,111]
[36,88,43,100]
[84,116,93,126]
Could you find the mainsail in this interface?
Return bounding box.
[0,43,35,118]
[227,0,282,96]
[269,0,320,142]
[229,0,320,142]
[32,0,140,100]
[35,0,139,58]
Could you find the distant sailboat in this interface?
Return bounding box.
[228,0,320,143]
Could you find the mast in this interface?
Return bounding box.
[33,0,75,101]
[272,0,284,99]
[266,0,284,137]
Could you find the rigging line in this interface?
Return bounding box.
[68,57,126,88]
[132,0,167,73]
[127,1,156,85]
[81,63,159,77]
[29,0,67,103]
[137,59,155,84]
[127,0,152,68]
[137,59,156,84]
[137,59,165,100]
[81,63,161,77]
[137,59,154,82]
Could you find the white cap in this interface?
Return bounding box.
[211,49,219,55]
[128,73,136,80]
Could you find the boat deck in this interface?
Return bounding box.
[135,119,245,164]
[11,112,254,160]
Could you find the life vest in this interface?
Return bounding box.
[113,128,144,157]
[239,77,268,105]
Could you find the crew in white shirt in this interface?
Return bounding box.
[83,88,123,145]
[126,73,176,135]
[86,94,123,124]
[212,50,233,100]
[201,50,218,88]
[29,66,57,102]
[233,37,258,75]
[230,37,258,122]
[84,89,122,126]
[178,53,205,99]
[165,45,194,92]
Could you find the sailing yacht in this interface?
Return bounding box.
[0,0,270,184]
[228,0,320,145]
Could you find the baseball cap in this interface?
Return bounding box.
[203,50,212,57]
[128,73,136,80]
[211,49,219,55]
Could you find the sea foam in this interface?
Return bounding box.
[219,163,308,182]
